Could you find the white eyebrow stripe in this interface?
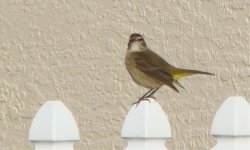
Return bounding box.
[136,37,143,40]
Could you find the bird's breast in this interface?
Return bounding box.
[125,54,161,89]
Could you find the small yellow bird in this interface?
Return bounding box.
[125,33,213,105]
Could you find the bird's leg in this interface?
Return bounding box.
[145,87,160,99]
[139,88,156,100]
[132,87,161,106]
[132,88,155,106]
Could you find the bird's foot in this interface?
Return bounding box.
[147,96,156,100]
[132,97,151,107]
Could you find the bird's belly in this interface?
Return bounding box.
[128,68,161,89]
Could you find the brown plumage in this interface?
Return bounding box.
[125,33,213,105]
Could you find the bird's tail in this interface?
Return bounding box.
[172,68,214,80]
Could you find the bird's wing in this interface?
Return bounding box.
[130,51,179,92]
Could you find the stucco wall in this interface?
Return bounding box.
[0,0,249,149]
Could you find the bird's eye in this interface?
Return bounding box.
[138,38,143,41]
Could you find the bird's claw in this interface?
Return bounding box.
[132,97,152,107]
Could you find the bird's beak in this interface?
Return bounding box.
[128,38,134,49]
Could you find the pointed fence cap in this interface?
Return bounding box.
[211,96,250,136]
[29,101,80,141]
[121,98,171,138]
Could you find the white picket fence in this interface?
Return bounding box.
[29,101,79,150]
[29,96,250,150]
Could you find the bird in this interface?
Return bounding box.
[125,33,213,105]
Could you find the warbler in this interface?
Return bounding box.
[125,33,213,105]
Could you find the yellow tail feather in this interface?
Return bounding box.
[172,68,213,80]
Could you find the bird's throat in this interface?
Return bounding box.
[129,42,146,52]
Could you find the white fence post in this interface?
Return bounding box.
[211,96,250,150]
[121,98,172,150]
[29,101,80,150]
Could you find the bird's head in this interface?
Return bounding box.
[127,33,147,51]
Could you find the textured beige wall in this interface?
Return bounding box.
[0,0,249,149]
